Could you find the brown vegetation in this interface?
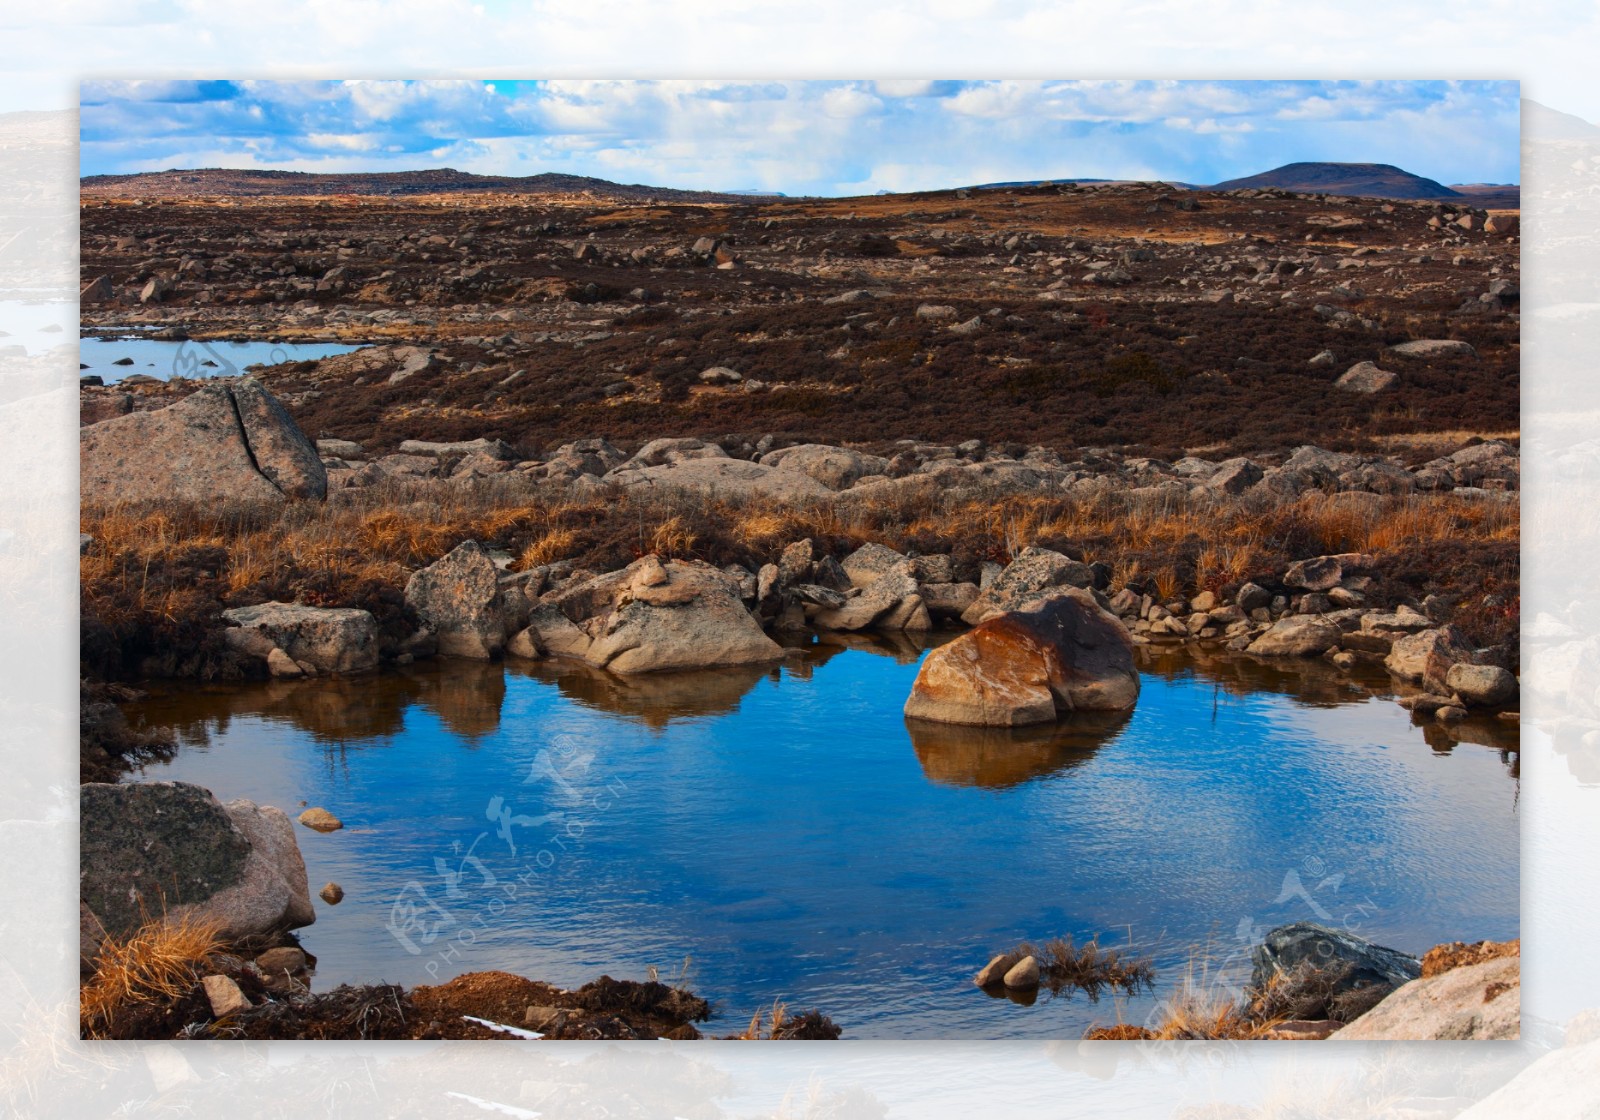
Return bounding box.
[1002,936,1156,999]
[81,477,1519,681]
[80,913,224,1040]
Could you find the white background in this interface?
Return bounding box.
[2,4,1596,1116]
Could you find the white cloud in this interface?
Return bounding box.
[77,78,1522,195]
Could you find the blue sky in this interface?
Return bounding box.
[78,80,1520,195]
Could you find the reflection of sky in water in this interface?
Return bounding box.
[78,336,364,382]
[129,644,1519,1039]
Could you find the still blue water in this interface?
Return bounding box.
[126,639,1520,1039]
[80,336,365,382]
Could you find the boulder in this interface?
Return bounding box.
[759,444,891,490]
[1283,555,1343,592]
[220,602,380,674]
[397,437,517,460]
[975,952,1021,987]
[405,541,508,660]
[228,379,327,500]
[1003,955,1041,989]
[921,581,981,620]
[81,275,115,303]
[80,782,314,952]
[519,556,783,674]
[606,458,834,503]
[1201,457,1264,495]
[1445,663,1518,708]
[1386,339,1477,360]
[316,438,366,460]
[81,379,327,505]
[1246,616,1343,657]
[617,437,729,470]
[906,589,1139,726]
[840,542,912,588]
[1335,955,1518,1040]
[1386,625,1475,693]
[1250,921,1421,995]
[960,547,1095,626]
[812,571,919,632]
[1335,361,1398,393]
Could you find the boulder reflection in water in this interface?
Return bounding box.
[907,708,1130,788]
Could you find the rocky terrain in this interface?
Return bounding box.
[80,172,1518,455]
[77,171,1522,1042]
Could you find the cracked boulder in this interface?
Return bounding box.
[80,377,326,504]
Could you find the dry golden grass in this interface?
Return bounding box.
[80,473,1520,675]
[79,912,224,1040]
[732,1000,788,1040]
[517,527,581,570]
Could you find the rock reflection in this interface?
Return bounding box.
[400,659,506,742]
[130,659,508,746]
[1137,644,1388,708]
[509,656,773,728]
[907,709,1130,788]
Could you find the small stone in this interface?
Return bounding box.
[203,974,250,1017]
[975,953,1016,987]
[319,882,344,905]
[255,946,306,974]
[1436,705,1469,723]
[1003,955,1041,989]
[298,807,343,832]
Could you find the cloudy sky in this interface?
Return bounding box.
[78,79,1520,195]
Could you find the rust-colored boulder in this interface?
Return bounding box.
[904,589,1139,727]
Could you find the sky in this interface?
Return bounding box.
[78,79,1521,196]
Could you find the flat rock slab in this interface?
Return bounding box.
[1387,339,1477,359]
[606,458,834,502]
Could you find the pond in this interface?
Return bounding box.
[79,335,365,383]
[124,637,1520,1040]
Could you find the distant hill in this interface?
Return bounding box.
[1523,99,1600,142]
[78,167,754,203]
[1209,162,1464,200]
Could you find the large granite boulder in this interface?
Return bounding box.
[405,540,508,660]
[960,547,1095,626]
[905,589,1139,726]
[80,378,326,504]
[80,782,314,960]
[516,555,784,674]
[759,444,891,490]
[220,602,380,674]
[1335,955,1519,1040]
